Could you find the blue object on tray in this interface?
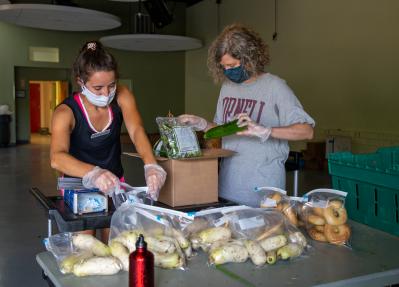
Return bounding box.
[64,189,108,215]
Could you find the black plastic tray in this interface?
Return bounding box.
[30,187,237,234]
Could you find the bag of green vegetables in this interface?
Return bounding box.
[155,117,202,159]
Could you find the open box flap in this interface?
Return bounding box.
[124,148,236,161]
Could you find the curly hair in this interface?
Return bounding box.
[73,40,119,83]
[207,24,270,83]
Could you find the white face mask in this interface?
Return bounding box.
[81,85,116,107]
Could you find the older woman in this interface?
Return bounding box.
[179,24,315,207]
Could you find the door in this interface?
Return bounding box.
[49,81,69,133]
[29,83,41,133]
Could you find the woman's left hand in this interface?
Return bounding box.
[236,113,272,142]
[144,164,167,201]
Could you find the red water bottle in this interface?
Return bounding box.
[129,234,154,287]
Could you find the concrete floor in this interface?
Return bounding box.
[0,134,331,287]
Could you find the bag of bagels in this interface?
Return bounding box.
[300,189,351,246]
[256,186,303,228]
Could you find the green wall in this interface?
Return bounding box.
[0,2,187,144]
[2,1,399,152]
[185,0,399,152]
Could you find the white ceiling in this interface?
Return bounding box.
[0,1,203,51]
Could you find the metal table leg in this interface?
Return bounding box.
[293,170,299,197]
[48,218,52,237]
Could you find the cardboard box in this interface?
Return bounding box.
[326,136,351,158]
[124,149,235,207]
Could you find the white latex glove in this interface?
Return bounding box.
[82,166,119,194]
[236,113,272,142]
[144,164,167,201]
[177,114,208,131]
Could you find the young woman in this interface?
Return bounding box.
[179,24,315,207]
[50,41,166,238]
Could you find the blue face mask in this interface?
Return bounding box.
[223,65,250,84]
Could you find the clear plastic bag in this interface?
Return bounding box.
[109,203,170,243]
[44,232,76,273]
[300,188,351,246]
[225,208,310,266]
[205,208,309,266]
[109,202,195,269]
[228,208,284,241]
[256,186,288,209]
[110,183,152,209]
[186,206,251,253]
[44,232,121,275]
[155,116,202,159]
[256,186,303,227]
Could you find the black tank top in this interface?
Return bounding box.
[61,93,124,178]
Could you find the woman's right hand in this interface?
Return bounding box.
[82,166,119,194]
[177,114,208,131]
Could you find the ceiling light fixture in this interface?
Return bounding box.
[0,3,121,31]
[101,34,202,52]
[100,0,202,52]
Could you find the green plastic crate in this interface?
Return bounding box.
[328,146,399,236]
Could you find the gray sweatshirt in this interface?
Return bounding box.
[213,73,315,207]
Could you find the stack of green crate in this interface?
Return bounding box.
[328,146,399,236]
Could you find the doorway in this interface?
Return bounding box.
[29,81,68,135]
[14,67,72,144]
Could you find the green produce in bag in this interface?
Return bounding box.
[153,139,168,158]
[204,119,247,140]
[155,117,202,159]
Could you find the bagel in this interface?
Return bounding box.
[323,200,348,226]
[261,193,283,209]
[329,200,343,208]
[312,207,324,217]
[269,192,283,204]
[281,203,298,226]
[324,224,351,245]
[307,214,325,226]
[297,220,305,227]
[308,227,328,242]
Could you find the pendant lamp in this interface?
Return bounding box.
[100,0,202,52]
[0,3,121,31]
[101,34,202,52]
